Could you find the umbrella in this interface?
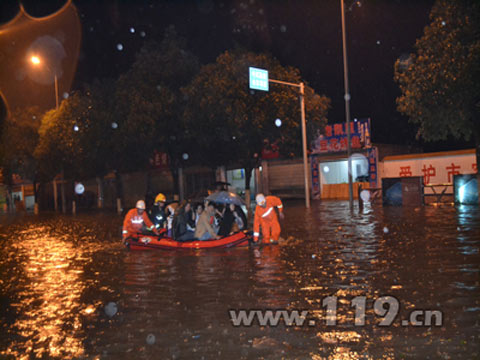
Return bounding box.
[205,191,246,206]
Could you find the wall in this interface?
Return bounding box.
[382,149,477,195]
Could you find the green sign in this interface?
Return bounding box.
[249,67,269,91]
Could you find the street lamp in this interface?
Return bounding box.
[30,54,64,213]
[340,0,354,210]
[30,55,59,110]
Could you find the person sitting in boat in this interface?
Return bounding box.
[122,200,159,240]
[194,203,204,226]
[232,204,248,230]
[166,202,178,236]
[148,193,168,230]
[194,202,220,240]
[218,203,246,236]
[173,201,196,242]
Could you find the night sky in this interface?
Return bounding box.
[3,0,468,151]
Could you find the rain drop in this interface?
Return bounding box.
[441,21,446,26]
[146,334,156,345]
[280,25,287,33]
[312,254,316,259]
[182,153,189,160]
[130,27,135,33]
[383,227,389,234]
[63,92,69,99]
[111,122,118,129]
[104,302,118,317]
[140,31,146,37]
[73,125,79,132]
[376,40,381,45]
[75,183,85,195]
[275,118,282,127]
[117,43,124,51]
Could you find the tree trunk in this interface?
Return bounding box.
[6,187,14,213]
[33,177,39,214]
[170,164,179,198]
[245,166,252,191]
[60,170,66,214]
[114,170,123,213]
[96,176,104,209]
[244,166,253,218]
[145,169,152,206]
[53,178,58,211]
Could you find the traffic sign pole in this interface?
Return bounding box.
[249,68,310,208]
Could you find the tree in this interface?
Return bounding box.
[395,0,480,171]
[0,106,42,201]
[35,99,79,180]
[115,26,200,194]
[183,49,330,191]
[34,79,121,208]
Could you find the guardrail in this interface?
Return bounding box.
[423,183,453,204]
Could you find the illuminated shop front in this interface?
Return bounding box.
[310,119,378,200]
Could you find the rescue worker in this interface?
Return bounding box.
[253,193,284,244]
[149,193,168,230]
[122,200,159,240]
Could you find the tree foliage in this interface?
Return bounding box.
[115,26,200,175]
[394,0,480,167]
[26,30,331,195]
[33,27,200,193]
[0,106,42,184]
[183,50,330,187]
[35,78,118,180]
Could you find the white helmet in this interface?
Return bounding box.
[255,193,266,206]
[136,200,146,210]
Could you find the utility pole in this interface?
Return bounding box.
[341,0,354,210]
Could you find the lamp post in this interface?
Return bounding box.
[30,55,64,213]
[340,0,354,210]
[30,55,59,110]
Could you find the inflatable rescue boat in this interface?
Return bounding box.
[125,231,252,250]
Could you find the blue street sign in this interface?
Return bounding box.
[249,67,269,91]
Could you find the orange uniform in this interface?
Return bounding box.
[253,196,283,243]
[122,208,155,238]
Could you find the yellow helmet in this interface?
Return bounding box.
[155,193,166,203]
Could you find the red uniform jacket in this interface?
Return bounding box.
[122,208,155,236]
[253,196,283,238]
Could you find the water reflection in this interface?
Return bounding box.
[1,226,88,359]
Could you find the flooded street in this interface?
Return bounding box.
[1,201,479,359]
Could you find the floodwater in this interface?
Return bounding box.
[0,201,479,359]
